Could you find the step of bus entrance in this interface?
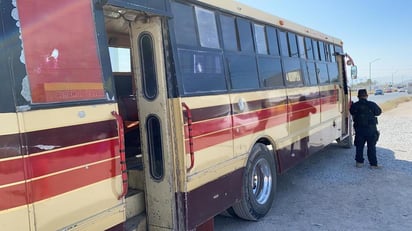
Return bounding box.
[126,154,143,170]
[125,213,147,231]
[125,189,145,220]
[127,168,144,190]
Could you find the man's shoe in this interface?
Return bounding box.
[370,165,382,169]
[355,162,364,168]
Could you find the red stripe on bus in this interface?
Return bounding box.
[185,116,232,138]
[0,159,120,211]
[30,159,120,203]
[28,139,118,178]
[183,99,337,153]
[185,129,232,153]
[0,183,27,211]
[0,158,26,185]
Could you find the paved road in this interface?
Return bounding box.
[352,91,408,104]
[215,96,412,231]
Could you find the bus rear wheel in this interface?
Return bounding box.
[232,143,277,221]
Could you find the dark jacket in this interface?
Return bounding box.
[350,98,382,134]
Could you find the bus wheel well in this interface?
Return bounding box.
[256,138,276,155]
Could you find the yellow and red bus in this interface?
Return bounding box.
[0,0,355,230]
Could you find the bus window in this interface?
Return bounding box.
[316,62,329,84]
[312,40,320,61]
[297,35,306,59]
[318,41,326,61]
[109,47,131,72]
[258,57,284,88]
[178,49,226,94]
[254,24,268,54]
[266,26,280,56]
[236,18,254,53]
[195,7,220,49]
[328,63,339,83]
[220,15,238,51]
[17,0,105,104]
[139,34,158,100]
[227,54,259,90]
[278,30,289,57]
[283,58,303,87]
[305,37,314,60]
[287,32,299,58]
[171,2,197,46]
[329,44,336,62]
[307,62,319,85]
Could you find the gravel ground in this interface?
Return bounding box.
[215,100,412,231]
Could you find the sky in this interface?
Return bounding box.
[236,0,412,85]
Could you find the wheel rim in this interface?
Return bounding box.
[251,158,272,205]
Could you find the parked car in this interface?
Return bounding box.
[374,89,384,95]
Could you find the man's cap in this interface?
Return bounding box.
[358,89,368,97]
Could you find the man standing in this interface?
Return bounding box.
[350,89,382,169]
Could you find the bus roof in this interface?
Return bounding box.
[195,0,343,46]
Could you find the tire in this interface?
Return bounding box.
[232,143,277,221]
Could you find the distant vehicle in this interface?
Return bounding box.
[385,88,393,93]
[398,87,406,92]
[375,89,384,95]
[408,82,412,94]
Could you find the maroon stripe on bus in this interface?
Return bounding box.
[25,120,117,154]
[184,89,336,127]
[181,168,243,230]
[185,104,231,123]
[0,134,21,159]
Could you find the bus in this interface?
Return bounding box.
[0,0,355,230]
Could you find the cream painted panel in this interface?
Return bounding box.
[186,139,233,173]
[0,113,20,135]
[19,103,117,132]
[33,177,123,230]
[186,154,246,191]
[0,206,31,231]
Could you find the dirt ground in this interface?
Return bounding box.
[215,100,412,231]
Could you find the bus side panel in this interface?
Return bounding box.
[19,105,123,231]
[179,168,243,230]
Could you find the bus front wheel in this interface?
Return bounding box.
[232,143,277,221]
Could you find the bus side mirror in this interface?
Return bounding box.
[351,65,357,79]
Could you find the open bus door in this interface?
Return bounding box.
[336,52,356,147]
[129,15,179,230]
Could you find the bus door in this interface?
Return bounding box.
[336,52,351,139]
[129,15,177,230]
